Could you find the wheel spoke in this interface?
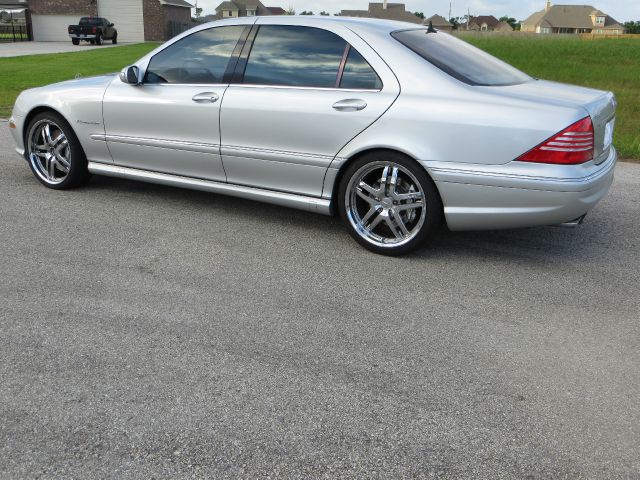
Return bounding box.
[387,212,409,239]
[356,181,378,205]
[389,167,399,195]
[380,166,391,195]
[360,206,380,227]
[54,153,70,173]
[367,213,384,232]
[51,132,66,148]
[43,123,54,146]
[394,191,423,202]
[396,200,424,212]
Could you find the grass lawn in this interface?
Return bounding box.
[0,37,638,160]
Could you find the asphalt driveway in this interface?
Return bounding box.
[0,123,638,479]
[0,41,123,58]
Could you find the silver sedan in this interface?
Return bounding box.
[9,16,617,255]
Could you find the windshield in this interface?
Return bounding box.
[391,29,532,86]
[79,17,102,26]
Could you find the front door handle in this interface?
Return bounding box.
[192,92,219,103]
[332,99,367,112]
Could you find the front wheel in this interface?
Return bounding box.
[112,33,117,44]
[338,152,442,256]
[25,112,91,190]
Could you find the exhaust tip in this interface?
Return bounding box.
[557,214,587,228]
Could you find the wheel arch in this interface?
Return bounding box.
[22,106,73,144]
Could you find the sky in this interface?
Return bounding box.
[194,0,640,22]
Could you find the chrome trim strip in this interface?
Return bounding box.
[93,134,220,154]
[228,84,381,93]
[221,144,333,168]
[87,162,332,215]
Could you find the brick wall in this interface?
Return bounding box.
[142,0,165,41]
[28,0,97,16]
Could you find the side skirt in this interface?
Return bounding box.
[87,162,332,215]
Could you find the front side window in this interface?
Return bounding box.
[242,25,346,88]
[392,29,532,86]
[145,26,245,84]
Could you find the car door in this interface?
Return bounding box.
[219,20,400,197]
[102,25,248,181]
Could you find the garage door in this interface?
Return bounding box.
[31,15,79,42]
[98,0,144,43]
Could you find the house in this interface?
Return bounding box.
[266,7,286,15]
[424,14,453,32]
[214,1,273,19]
[26,0,193,42]
[521,1,625,34]
[341,1,422,24]
[462,15,512,31]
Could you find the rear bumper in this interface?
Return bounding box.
[427,148,617,231]
[69,34,97,39]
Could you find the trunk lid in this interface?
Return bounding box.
[485,80,616,163]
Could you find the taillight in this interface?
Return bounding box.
[517,116,594,165]
[92,27,97,33]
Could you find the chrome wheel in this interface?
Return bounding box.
[27,120,71,185]
[345,161,426,248]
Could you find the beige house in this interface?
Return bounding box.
[424,14,453,32]
[214,1,275,19]
[341,2,422,24]
[522,1,625,35]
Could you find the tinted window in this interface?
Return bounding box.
[145,26,245,84]
[243,26,346,88]
[340,48,382,90]
[79,17,102,26]
[392,29,532,86]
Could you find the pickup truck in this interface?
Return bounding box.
[68,17,117,46]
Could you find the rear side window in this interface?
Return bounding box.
[145,26,245,84]
[340,47,382,90]
[243,25,346,88]
[391,29,532,86]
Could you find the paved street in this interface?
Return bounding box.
[0,41,123,58]
[0,123,638,479]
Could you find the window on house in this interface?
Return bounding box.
[242,26,347,88]
[247,9,256,16]
[144,26,245,84]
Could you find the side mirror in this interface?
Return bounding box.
[109,23,114,27]
[120,65,140,85]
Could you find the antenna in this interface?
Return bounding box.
[426,21,437,33]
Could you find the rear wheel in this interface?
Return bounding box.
[25,112,91,190]
[71,38,79,45]
[95,33,102,45]
[112,33,117,44]
[338,152,442,256]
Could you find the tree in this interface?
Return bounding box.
[499,16,520,30]
[300,11,314,15]
[195,7,203,18]
[414,12,425,20]
[449,17,460,30]
[285,6,295,15]
[320,11,330,16]
[623,21,640,33]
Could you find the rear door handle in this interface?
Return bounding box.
[332,99,367,112]
[192,92,219,103]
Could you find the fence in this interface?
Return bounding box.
[0,23,29,42]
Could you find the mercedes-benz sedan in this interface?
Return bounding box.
[9,17,617,255]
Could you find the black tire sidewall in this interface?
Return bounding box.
[112,34,117,44]
[25,112,90,190]
[96,34,102,45]
[337,152,442,256]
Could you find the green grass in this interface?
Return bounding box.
[462,36,640,160]
[0,43,157,117]
[1,37,639,159]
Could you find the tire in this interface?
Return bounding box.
[112,33,117,44]
[95,33,102,45]
[72,38,79,45]
[337,151,442,256]
[24,111,91,190]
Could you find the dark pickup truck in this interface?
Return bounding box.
[68,17,117,46]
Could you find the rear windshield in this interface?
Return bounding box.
[79,18,102,26]
[391,29,532,86]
